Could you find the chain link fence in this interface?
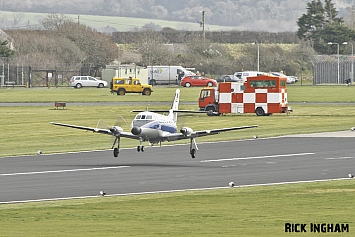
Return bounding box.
[0,58,100,88]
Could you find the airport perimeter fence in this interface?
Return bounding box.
[312,55,355,85]
[0,59,99,88]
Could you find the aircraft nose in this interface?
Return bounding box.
[131,126,142,135]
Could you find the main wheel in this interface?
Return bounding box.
[255,107,265,116]
[75,83,82,89]
[113,148,119,157]
[185,82,191,87]
[190,149,196,158]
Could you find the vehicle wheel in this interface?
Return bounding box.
[185,82,191,87]
[117,89,125,95]
[98,83,104,88]
[207,82,213,87]
[113,148,119,157]
[255,107,265,116]
[206,106,215,116]
[150,79,156,86]
[142,88,152,96]
[190,149,196,158]
[75,83,82,89]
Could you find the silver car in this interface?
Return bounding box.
[70,76,108,88]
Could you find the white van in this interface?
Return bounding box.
[147,66,195,85]
[234,71,265,82]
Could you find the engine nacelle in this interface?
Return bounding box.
[131,126,142,135]
[110,126,123,135]
[180,127,193,136]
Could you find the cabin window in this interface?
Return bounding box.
[200,90,210,98]
[249,80,276,88]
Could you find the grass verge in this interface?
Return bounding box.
[0,180,354,236]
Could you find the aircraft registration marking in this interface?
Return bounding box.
[200,152,315,163]
[1,166,130,176]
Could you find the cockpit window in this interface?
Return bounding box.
[135,114,153,120]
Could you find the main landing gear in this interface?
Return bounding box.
[189,137,198,159]
[112,136,121,157]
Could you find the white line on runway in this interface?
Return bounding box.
[0,166,130,176]
[0,177,351,205]
[327,157,355,160]
[200,152,315,163]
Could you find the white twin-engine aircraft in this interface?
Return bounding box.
[50,89,257,158]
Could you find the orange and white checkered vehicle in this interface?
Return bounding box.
[198,75,292,116]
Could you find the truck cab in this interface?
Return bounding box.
[111,77,153,96]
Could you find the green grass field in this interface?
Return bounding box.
[0,180,353,236]
[1,86,354,236]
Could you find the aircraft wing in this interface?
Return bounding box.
[166,125,258,140]
[49,122,141,140]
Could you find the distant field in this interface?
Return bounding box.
[0,10,238,32]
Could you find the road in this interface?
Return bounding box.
[1,133,355,204]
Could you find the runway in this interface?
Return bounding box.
[1,135,355,204]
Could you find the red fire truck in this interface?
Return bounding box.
[198,75,291,116]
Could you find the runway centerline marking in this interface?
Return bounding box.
[200,152,315,163]
[0,166,130,176]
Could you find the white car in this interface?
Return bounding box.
[270,72,297,84]
[70,76,108,88]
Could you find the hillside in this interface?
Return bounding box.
[0,0,353,32]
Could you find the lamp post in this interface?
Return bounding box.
[328,42,340,84]
[251,42,260,71]
[343,42,354,84]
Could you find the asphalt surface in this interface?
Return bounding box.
[1,133,355,204]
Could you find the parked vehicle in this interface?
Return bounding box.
[215,75,240,82]
[70,76,108,88]
[270,72,297,84]
[234,71,265,82]
[110,77,153,95]
[147,66,195,86]
[181,76,217,87]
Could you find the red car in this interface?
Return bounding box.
[181,76,217,87]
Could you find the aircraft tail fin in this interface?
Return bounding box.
[168,89,180,122]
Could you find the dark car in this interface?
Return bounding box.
[215,75,240,82]
[181,76,217,87]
